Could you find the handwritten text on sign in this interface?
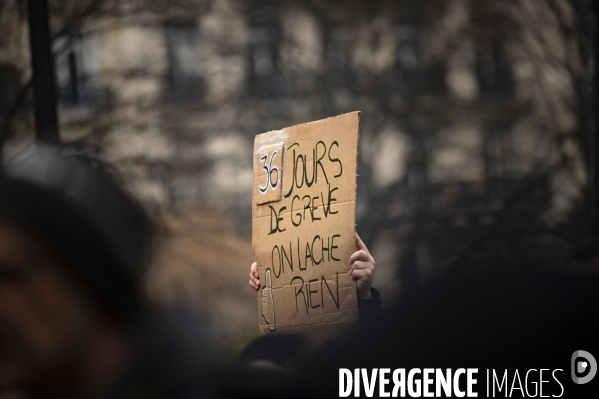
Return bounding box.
[252,112,360,335]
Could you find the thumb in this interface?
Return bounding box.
[356,232,369,253]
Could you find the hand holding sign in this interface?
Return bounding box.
[249,262,260,290]
[349,234,375,299]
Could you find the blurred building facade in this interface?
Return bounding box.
[0,0,594,338]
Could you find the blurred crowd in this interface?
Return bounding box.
[0,142,597,398]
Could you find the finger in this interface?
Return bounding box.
[249,280,259,290]
[349,250,365,264]
[250,273,260,284]
[251,262,258,276]
[349,250,372,265]
[350,261,374,273]
[356,233,370,254]
[350,268,371,280]
[349,260,373,274]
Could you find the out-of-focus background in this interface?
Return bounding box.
[0,0,595,349]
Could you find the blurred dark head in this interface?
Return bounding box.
[0,142,152,393]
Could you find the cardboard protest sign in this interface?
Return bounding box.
[252,112,360,335]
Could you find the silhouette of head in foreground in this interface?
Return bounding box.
[0,143,219,399]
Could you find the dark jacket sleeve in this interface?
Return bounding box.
[358,287,382,328]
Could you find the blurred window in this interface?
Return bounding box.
[326,27,354,91]
[389,25,446,97]
[483,128,527,206]
[54,33,109,111]
[394,26,419,71]
[248,26,280,98]
[386,25,418,95]
[166,24,202,85]
[475,39,513,95]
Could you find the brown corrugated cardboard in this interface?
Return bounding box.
[252,112,360,335]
